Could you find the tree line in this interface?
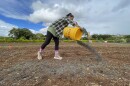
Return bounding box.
[0,27,130,43]
[8,27,45,40]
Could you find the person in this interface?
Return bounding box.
[37,13,80,60]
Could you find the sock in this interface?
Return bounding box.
[39,48,43,52]
[55,50,59,57]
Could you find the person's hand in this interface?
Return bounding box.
[74,21,80,28]
[75,21,78,25]
[81,27,87,34]
[80,27,91,39]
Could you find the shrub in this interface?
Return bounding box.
[115,38,126,43]
[107,40,115,43]
[126,38,130,43]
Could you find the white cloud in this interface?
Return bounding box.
[29,27,48,35]
[29,29,38,34]
[39,27,48,35]
[0,19,47,37]
[27,0,130,35]
[0,20,18,36]
[28,8,62,23]
[28,1,65,23]
[0,0,130,35]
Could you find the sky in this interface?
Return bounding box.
[0,0,130,37]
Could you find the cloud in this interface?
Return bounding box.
[0,20,18,36]
[28,8,63,23]
[112,0,130,12]
[28,1,66,23]
[29,29,38,34]
[39,27,48,35]
[27,0,130,35]
[0,0,130,35]
[30,27,48,35]
[0,0,33,20]
[28,0,93,23]
[0,19,46,37]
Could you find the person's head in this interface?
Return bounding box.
[66,13,74,20]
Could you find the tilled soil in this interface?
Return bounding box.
[0,42,130,86]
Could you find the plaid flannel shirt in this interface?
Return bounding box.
[50,17,75,37]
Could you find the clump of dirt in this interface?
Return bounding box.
[0,42,130,86]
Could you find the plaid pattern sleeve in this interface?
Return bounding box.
[65,18,75,26]
[50,17,76,37]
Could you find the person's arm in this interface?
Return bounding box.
[74,21,81,27]
[81,27,88,35]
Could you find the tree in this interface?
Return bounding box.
[124,35,130,38]
[8,27,19,39]
[92,34,98,40]
[8,28,34,40]
[35,33,45,40]
[19,28,34,40]
[92,34,113,40]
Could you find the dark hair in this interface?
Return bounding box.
[66,13,74,17]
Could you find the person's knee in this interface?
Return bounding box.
[45,41,50,45]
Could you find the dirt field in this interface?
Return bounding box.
[0,42,130,86]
